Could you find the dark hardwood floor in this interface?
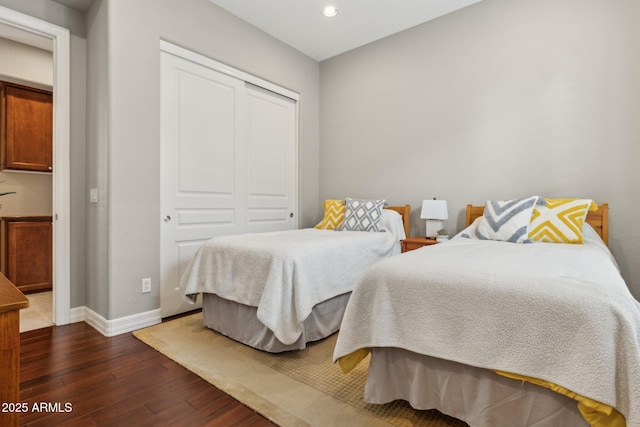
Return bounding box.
[19,317,278,427]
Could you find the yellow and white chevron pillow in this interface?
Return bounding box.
[315,199,345,230]
[529,198,597,244]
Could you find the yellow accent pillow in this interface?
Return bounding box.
[315,199,345,230]
[529,198,596,244]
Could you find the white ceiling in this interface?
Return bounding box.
[208,0,482,61]
[36,0,483,61]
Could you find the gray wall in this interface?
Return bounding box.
[85,0,108,317]
[320,0,640,298]
[2,0,319,322]
[5,0,637,322]
[86,0,320,319]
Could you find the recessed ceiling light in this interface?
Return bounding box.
[322,6,338,17]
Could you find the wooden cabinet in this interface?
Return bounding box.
[2,216,52,293]
[0,81,53,172]
[0,272,28,427]
[401,236,439,253]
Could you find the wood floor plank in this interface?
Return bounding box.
[19,321,277,427]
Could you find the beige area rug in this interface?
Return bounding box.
[133,313,468,427]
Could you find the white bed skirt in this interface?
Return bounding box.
[366,348,589,427]
[202,292,350,352]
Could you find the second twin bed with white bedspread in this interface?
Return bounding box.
[334,199,640,427]
[181,199,409,352]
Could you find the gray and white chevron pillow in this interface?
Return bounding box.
[474,196,539,243]
[340,198,386,232]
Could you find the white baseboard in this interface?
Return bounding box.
[69,306,86,324]
[68,306,162,337]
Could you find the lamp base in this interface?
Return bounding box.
[425,220,443,238]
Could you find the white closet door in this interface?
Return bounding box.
[245,84,298,233]
[160,46,298,317]
[160,51,246,317]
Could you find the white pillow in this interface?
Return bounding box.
[379,209,406,240]
[457,217,480,240]
[474,196,539,243]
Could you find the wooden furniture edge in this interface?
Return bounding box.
[465,203,609,246]
[0,272,28,427]
[385,205,411,238]
[2,215,54,222]
[0,272,28,313]
[0,80,53,96]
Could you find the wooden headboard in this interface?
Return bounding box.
[465,203,609,245]
[385,205,411,237]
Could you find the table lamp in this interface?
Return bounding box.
[420,199,448,238]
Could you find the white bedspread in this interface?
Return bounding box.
[182,225,403,345]
[333,228,640,426]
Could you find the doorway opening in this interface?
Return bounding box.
[0,6,71,326]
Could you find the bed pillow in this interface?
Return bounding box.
[314,199,345,230]
[474,196,538,243]
[528,198,596,244]
[340,198,386,232]
[379,209,406,239]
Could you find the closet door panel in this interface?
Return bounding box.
[160,51,246,317]
[245,84,297,233]
[177,72,237,195]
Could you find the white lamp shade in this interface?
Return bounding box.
[420,200,448,220]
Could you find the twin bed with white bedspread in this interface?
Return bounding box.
[334,201,640,427]
[181,204,409,352]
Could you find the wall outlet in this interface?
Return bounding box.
[142,278,151,293]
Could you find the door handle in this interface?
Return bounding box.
[289,212,294,218]
[164,215,171,222]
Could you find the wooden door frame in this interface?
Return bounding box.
[0,6,71,325]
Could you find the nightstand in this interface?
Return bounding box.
[400,237,439,253]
